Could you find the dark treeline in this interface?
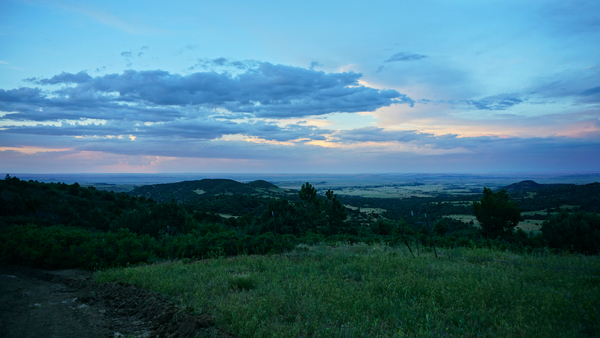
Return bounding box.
[1,175,598,270]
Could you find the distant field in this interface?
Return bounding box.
[332,184,480,199]
[218,214,238,219]
[517,219,544,232]
[445,214,480,226]
[16,172,599,202]
[445,214,545,233]
[82,183,140,193]
[14,172,600,191]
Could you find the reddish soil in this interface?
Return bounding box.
[0,265,234,338]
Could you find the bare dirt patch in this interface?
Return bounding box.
[0,265,234,338]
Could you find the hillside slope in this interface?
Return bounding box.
[502,181,600,212]
[128,179,288,204]
[501,180,574,193]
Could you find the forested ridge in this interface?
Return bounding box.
[1,175,598,270]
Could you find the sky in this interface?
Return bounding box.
[1,0,599,174]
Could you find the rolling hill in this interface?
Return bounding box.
[500,180,574,193]
[501,180,600,213]
[128,178,291,205]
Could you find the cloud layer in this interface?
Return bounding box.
[1,58,599,173]
[5,62,412,124]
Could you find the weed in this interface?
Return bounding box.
[228,274,256,291]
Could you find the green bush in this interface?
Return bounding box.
[0,224,159,269]
[542,211,600,254]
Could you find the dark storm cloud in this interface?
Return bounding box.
[384,52,427,63]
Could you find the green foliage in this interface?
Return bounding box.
[542,211,600,254]
[0,224,158,269]
[0,177,596,273]
[507,181,600,213]
[258,184,348,237]
[324,189,348,234]
[473,188,522,238]
[433,218,449,236]
[228,274,257,291]
[298,182,317,205]
[97,244,600,337]
[371,218,394,235]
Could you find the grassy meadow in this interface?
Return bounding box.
[96,243,600,337]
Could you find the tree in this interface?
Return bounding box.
[324,189,347,234]
[473,188,522,238]
[299,182,317,206]
[542,211,600,254]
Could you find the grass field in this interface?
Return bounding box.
[444,214,546,233]
[97,243,600,337]
[333,184,480,199]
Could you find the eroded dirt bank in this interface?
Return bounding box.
[0,265,233,338]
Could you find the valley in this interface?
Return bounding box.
[2,173,599,337]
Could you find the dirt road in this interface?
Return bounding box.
[0,265,232,338]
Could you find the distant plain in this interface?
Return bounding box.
[12,172,600,194]
[12,172,600,234]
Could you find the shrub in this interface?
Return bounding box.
[542,211,600,254]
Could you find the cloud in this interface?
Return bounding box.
[0,87,44,104]
[336,127,422,143]
[333,127,484,151]
[580,86,600,96]
[2,62,412,123]
[8,61,597,172]
[384,52,427,63]
[331,125,600,162]
[523,66,600,104]
[462,96,523,110]
[195,58,257,72]
[29,71,93,85]
[0,118,330,145]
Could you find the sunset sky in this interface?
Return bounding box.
[1,0,599,173]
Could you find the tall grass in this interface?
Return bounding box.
[96,243,600,337]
